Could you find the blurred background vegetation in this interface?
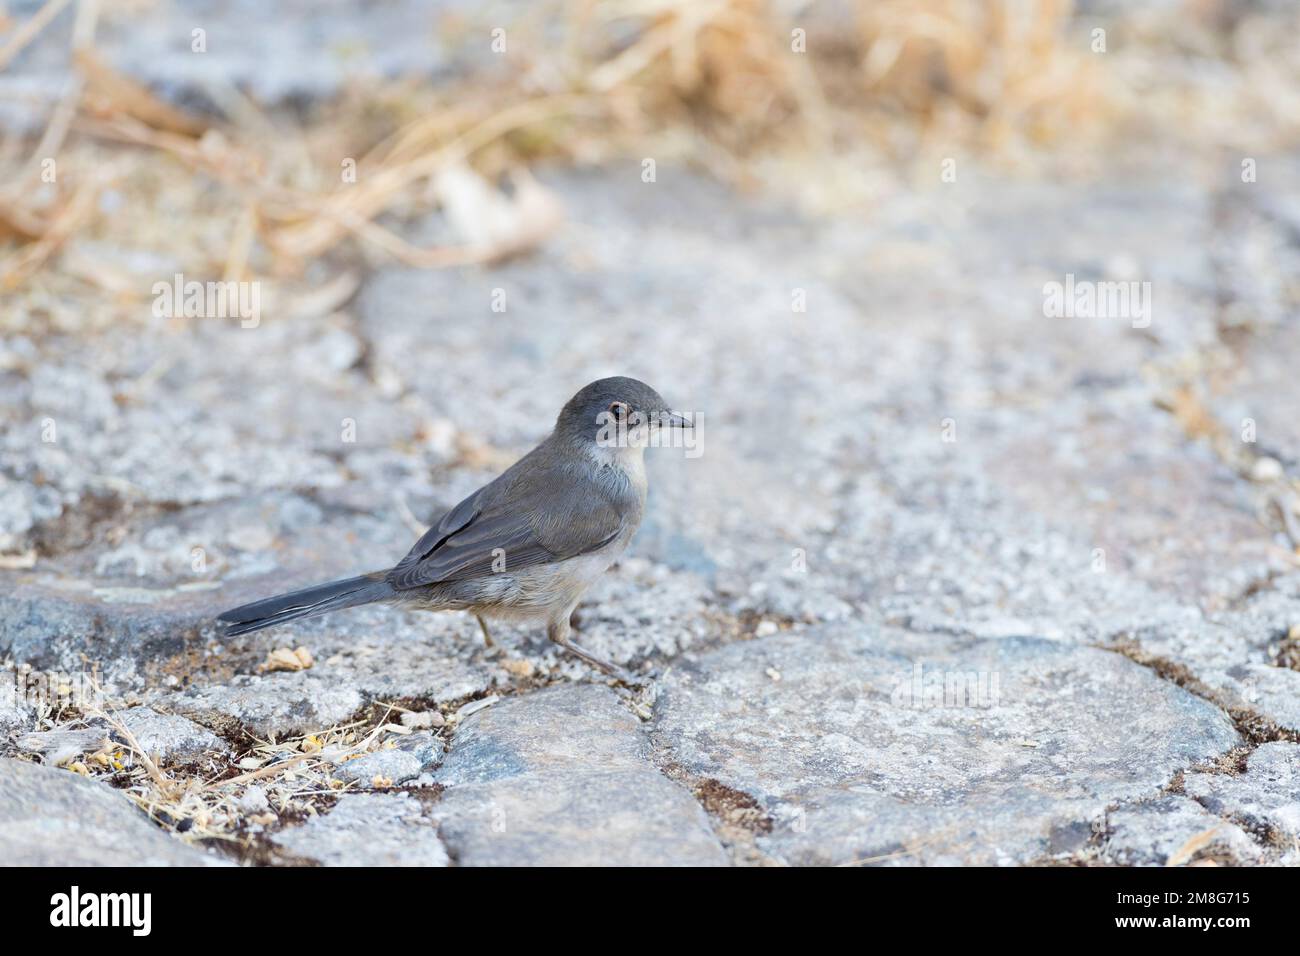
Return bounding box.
[1,0,1298,332]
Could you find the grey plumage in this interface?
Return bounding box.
[216,376,689,681]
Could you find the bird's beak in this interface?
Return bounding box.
[660,410,693,429]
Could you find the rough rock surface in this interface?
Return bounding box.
[0,689,34,738]
[432,685,728,865]
[1101,796,1262,866]
[116,706,226,763]
[652,626,1239,865]
[15,727,110,765]
[1183,743,1300,845]
[273,793,450,867]
[166,672,366,741]
[0,758,228,865]
[333,748,424,788]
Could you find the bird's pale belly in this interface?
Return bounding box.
[412,538,630,621]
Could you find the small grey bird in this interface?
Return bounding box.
[216,377,690,683]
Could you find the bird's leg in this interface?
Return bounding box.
[475,613,495,648]
[547,615,643,686]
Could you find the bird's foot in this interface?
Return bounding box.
[555,638,653,688]
[475,613,495,648]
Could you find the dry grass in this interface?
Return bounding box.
[1,0,1299,321]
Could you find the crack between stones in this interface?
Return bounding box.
[1103,637,1299,748]
[1031,744,1277,867]
[1042,641,1298,864]
[652,761,776,866]
[639,700,775,867]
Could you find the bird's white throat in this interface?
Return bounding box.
[584,436,648,488]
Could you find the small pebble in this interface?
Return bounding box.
[236,785,270,814]
[1250,457,1283,482]
[258,646,313,673]
[400,710,444,730]
[501,658,535,678]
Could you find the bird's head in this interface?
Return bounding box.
[555,376,691,449]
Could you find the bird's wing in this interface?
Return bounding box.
[386,462,625,591]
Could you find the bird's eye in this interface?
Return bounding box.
[608,401,628,421]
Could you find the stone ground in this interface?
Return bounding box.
[4,4,1300,868]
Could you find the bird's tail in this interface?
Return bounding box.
[216,573,394,637]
